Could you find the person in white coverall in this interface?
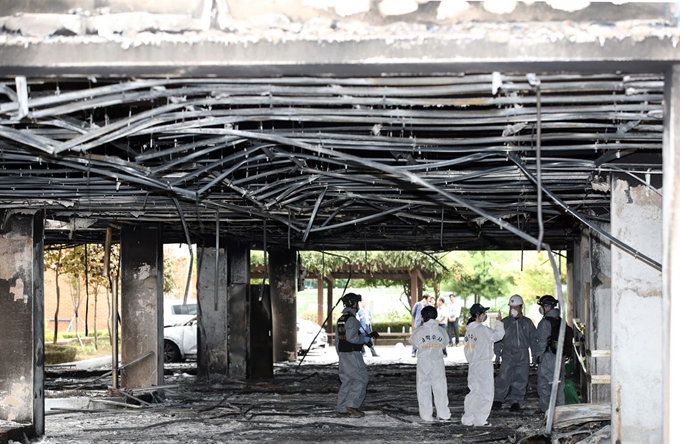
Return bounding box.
[462,303,505,426]
[409,305,451,422]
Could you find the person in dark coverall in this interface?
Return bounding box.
[535,295,565,413]
[492,294,537,411]
[336,293,379,418]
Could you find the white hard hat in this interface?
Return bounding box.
[508,294,523,306]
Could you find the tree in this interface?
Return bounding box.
[44,246,64,344]
[44,243,121,345]
[441,251,515,309]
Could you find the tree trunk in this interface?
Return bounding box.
[432,271,440,299]
[106,285,112,346]
[53,249,62,344]
[84,246,90,337]
[72,279,83,347]
[93,283,99,350]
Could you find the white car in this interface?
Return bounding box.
[297,319,328,355]
[164,316,198,363]
[164,299,197,327]
[163,317,328,362]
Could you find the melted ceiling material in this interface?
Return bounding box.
[0,73,663,250]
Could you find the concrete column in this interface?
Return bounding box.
[0,211,44,437]
[611,175,663,443]
[226,243,249,380]
[197,245,228,380]
[248,284,273,379]
[663,64,680,444]
[269,248,297,362]
[588,225,611,403]
[567,243,586,400]
[120,225,163,389]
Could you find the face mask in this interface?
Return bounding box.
[481,314,488,322]
[510,309,519,318]
[539,307,545,315]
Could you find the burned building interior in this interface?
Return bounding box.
[0,1,676,443]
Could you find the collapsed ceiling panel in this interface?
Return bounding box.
[0,73,663,250]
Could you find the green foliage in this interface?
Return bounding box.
[372,321,413,333]
[441,251,514,305]
[163,256,178,294]
[439,250,565,309]
[45,330,110,343]
[44,344,77,364]
[381,308,412,324]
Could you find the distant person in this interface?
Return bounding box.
[436,297,448,357]
[336,293,378,418]
[535,295,565,413]
[447,294,462,347]
[357,301,379,357]
[492,294,536,412]
[409,305,451,422]
[461,304,505,427]
[411,294,431,357]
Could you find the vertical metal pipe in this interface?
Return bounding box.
[111,274,119,390]
[215,210,219,311]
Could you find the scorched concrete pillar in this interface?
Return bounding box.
[120,225,163,389]
[0,211,44,437]
[227,243,249,379]
[197,244,228,380]
[663,64,680,444]
[269,248,297,362]
[611,175,662,443]
[587,224,611,403]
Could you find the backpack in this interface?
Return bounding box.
[546,317,574,358]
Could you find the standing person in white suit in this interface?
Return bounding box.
[409,305,451,422]
[462,303,505,426]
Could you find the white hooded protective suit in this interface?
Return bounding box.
[409,319,451,421]
[461,319,505,426]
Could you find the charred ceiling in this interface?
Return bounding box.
[0,73,663,250]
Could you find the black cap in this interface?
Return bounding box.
[421,305,438,322]
[342,293,362,307]
[537,295,558,307]
[469,303,489,316]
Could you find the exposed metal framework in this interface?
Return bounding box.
[0,73,663,250]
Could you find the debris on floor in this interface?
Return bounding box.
[42,359,547,443]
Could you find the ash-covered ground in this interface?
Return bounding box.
[38,345,551,444]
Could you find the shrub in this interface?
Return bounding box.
[372,321,413,333]
[44,344,77,365]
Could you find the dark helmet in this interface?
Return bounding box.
[538,295,558,308]
[421,305,438,322]
[342,293,362,308]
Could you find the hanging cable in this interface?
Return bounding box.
[527,73,544,250]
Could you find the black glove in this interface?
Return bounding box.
[365,340,374,349]
[368,331,380,339]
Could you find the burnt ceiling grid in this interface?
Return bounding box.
[0,73,663,250]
